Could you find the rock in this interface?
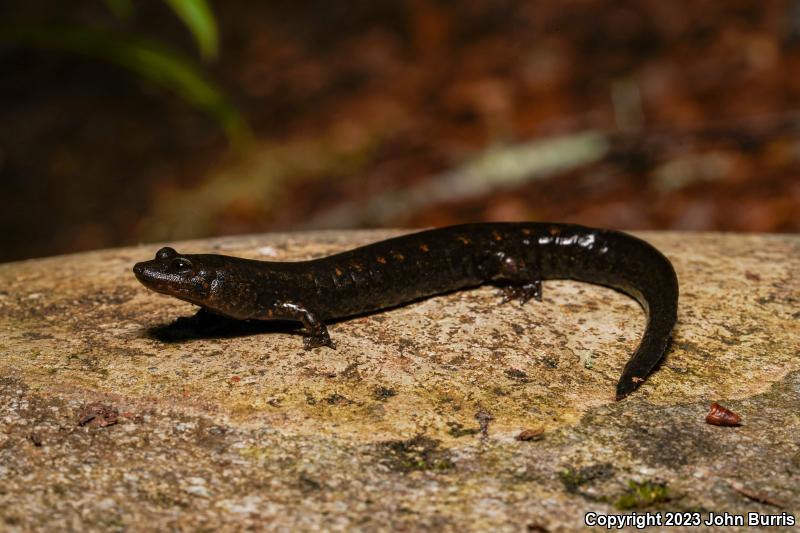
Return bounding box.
[0,230,798,530]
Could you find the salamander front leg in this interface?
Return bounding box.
[275,303,336,350]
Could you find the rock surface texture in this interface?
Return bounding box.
[1,230,798,531]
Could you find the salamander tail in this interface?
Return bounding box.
[611,238,678,400]
[615,328,672,400]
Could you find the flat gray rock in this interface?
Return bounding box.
[0,231,798,531]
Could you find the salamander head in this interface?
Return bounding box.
[133,247,221,308]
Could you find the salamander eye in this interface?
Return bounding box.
[156,247,178,260]
[170,257,193,272]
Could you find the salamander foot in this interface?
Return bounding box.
[499,280,542,305]
[303,332,336,350]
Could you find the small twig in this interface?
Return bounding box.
[728,481,785,508]
[475,409,494,440]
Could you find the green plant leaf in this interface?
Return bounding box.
[0,25,245,141]
[163,0,218,61]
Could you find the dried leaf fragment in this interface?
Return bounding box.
[516,427,545,441]
[705,402,741,426]
[77,403,119,428]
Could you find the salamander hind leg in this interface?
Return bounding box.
[493,254,543,306]
[499,281,542,305]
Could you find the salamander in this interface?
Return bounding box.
[133,223,679,399]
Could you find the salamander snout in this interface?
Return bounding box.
[132,252,194,286]
[132,260,162,286]
[133,249,219,306]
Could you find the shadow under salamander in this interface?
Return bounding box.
[146,308,302,344]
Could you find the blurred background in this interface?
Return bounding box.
[1,0,799,262]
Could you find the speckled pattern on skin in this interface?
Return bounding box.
[0,231,798,531]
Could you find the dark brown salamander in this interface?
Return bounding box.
[133,223,678,399]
